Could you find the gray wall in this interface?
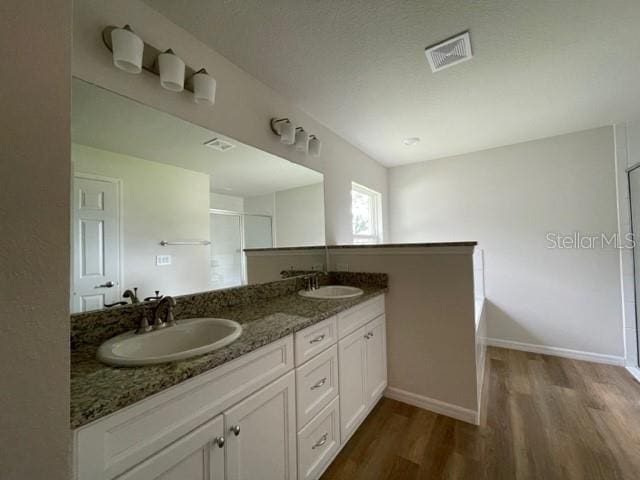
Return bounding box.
[0,1,71,478]
[389,127,624,359]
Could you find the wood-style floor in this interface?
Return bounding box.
[321,347,640,480]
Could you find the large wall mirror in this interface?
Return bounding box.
[71,79,325,313]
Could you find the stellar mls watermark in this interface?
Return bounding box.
[546,232,636,249]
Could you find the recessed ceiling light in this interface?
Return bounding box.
[403,137,420,146]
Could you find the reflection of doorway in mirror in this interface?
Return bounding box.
[209,211,273,289]
[72,174,121,313]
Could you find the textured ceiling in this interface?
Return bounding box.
[72,79,322,197]
[144,0,640,167]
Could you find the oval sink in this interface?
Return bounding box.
[97,318,242,367]
[299,285,364,300]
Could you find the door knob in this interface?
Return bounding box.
[230,425,241,436]
[95,281,115,288]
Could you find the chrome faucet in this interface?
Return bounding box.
[136,295,177,334]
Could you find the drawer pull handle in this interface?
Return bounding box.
[230,425,240,436]
[312,433,328,450]
[214,436,225,448]
[311,377,327,390]
[309,334,326,344]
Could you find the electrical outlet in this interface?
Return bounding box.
[311,264,323,271]
[156,255,171,266]
[336,263,349,272]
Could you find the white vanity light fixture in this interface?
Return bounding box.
[158,49,185,92]
[308,135,322,157]
[270,118,296,145]
[110,25,144,74]
[102,26,217,106]
[192,68,217,105]
[294,127,310,152]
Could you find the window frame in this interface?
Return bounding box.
[350,181,383,244]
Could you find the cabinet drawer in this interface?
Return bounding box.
[294,316,337,366]
[338,294,384,339]
[74,336,293,480]
[296,345,339,429]
[297,396,340,480]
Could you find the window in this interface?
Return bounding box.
[351,182,383,244]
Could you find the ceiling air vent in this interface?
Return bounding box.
[424,31,472,72]
[203,137,235,152]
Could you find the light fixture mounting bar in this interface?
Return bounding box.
[102,26,198,93]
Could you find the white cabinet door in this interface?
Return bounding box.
[338,325,368,443]
[364,315,387,404]
[225,371,297,480]
[115,415,224,480]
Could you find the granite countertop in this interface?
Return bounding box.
[71,286,385,429]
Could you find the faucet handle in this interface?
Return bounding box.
[136,309,153,334]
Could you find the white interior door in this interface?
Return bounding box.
[72,175,120,313]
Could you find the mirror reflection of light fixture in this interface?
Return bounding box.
[294,128,310,152]
[192,68,216,105]
[110,25,143,74]
[158,49,185,92]
[270,118,296,145]
[309,135,322,157]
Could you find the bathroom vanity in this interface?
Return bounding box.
[72,285,387,480]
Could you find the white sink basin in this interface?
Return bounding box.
[97,318,242,367]
[298,285,364,300]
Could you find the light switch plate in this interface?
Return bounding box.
[156,255,171,266]
[336,263,349,272]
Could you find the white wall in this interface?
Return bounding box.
[73,144,210,300]
[0,1,71,478]
[210,192,244,212]
[328,247,479,421]
[73,0,388,245]
[389,127,624,360]
[275,183,325,247]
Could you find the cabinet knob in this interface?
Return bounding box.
[230,425,241,436]
[214,436,225,448]
[364,333,371,339]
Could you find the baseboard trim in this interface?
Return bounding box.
[626,366,640,383]
[485,337,625,366]
[384,387,478,425]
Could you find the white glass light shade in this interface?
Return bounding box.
[193,71,216,105]
[111,27,144,74]
[309,136,322,157]
[280,122,296,145]
[158,51,185,92]
[294,129,309,152]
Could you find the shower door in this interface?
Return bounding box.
[628,166,640,366]
[210,212,243,290]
